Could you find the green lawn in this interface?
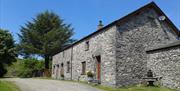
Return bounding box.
[90,84,178,91]
[0,81,20,91]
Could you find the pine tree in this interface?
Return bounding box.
[18,11,74,71]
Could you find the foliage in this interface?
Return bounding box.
[0,81,20,91]
[61,74,64,78]
[6,58,44,78]
[0,63,7,77]
[0,29,16,77]
[86,71,94,78]
[18,11,75,69]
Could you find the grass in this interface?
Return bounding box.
[0,81,20,91]
[89,84,178,91]
[60,80,178,91]
[35,77,179,91]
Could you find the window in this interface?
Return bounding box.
[67,61,70,73]
[81,61,86,75]
[57,64,59,68]
[61,63,64,67]
[85,41,89,51]
[177,37,180,40]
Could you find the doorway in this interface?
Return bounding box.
[60,63,64,77]
[96,56,101,83]
[56,64,59,79]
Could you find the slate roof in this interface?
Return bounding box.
[58,2,180,53]
[146,41,180,52]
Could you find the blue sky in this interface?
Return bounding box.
[0,0,180,42]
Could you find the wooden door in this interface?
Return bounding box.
[60,63,64,76]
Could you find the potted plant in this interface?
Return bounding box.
[87,71,94,82]
[61,74,64,80]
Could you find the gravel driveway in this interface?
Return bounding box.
[2,78,102,91]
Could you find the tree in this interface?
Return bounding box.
[18,11,74,71]
[0,29,16,77]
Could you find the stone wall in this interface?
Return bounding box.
[52,5,179,88]
[52,48,72,80]
[52,26,117,86]
[115,8,178,86]
[72,26,117,86]
[147,47,180,89]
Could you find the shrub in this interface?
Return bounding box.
[61,74,64,78]
[87,71,94,78]
[18,69,33,78]
[6,58,44,78]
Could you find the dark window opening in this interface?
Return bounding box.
[85,41,89,51]
[61,63,64,67]
[57,64,59,68]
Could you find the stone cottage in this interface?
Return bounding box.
[52,2,180,89]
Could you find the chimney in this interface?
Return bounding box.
[97,20,103,30]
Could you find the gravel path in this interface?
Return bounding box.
[1,78,102,91]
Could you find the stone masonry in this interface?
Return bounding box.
[147,42,180,89]
[53,26,117,86]
[115,7,177,87]
[52,2,180,90]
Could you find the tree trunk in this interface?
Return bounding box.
[44,55,50,77]
[45,55,49,69]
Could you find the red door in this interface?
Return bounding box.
[97,62,101,80]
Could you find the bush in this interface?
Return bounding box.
[87,71,94,78]
[18,69,33,78]
[6,58,44,78]
[61,74,64,78]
